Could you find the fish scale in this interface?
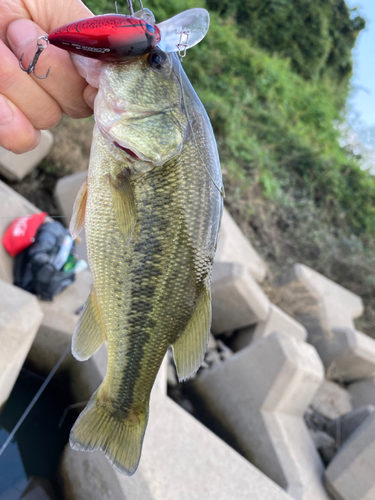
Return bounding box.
[69,52,223,475]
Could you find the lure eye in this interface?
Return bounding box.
[146,23,155,34]
[148,49,168,70]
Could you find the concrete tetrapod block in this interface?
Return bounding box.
[325,405,375,445]
[54,170,88,261]
[45,343,294,500]
[275,264,364,369]
[321,327,375,383]
[253,303,307,343]
[190,331,329,500]
[60,445,126,500]
[0,279,43,410]
[54,170,87,224]
[215,207,267,283]
[211,261,269,334]
[348,377,375,409]
[0,180,41,283]
[311,380,353,419]
[0,130,53,181]
[325,411,375,500]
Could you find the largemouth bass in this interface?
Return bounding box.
[69,49,223,475]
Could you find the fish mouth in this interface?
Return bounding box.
[113,142,143,161]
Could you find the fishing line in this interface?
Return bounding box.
[58,401,87,428]
[0,344,71,457]
[176,58,225,198]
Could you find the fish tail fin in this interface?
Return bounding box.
[69,391,149,476]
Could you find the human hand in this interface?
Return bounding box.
[0,0,98,153]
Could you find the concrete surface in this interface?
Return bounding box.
[311,380,353,419]
[325,411,375,500]
[348,377,375,409]
[253,304,307,343]
[0,279,43,409]
[190,331,329,500]
[275,264,363,348]
[322,327,375,383]
[215,207,267,283]
[0,130,53,181]
[211,261,269,334]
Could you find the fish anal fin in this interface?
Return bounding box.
[108,169,136,245]
[172,287,211,382]
[72,288,106,361]
[70,391,148,476]
[70,176,88,240]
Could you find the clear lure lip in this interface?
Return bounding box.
[156,8,210,54]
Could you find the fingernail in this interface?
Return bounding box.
[0,95,15,127]
[7,19,37,49]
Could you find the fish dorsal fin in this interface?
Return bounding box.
[109,170,136,246]
[172,286,211,381]
[70,176,88,240]
[72,288,106,361]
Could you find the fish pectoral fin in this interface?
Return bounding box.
[109,169,136,246]
[70,176,88,239]
[172,286,211,382]
[72,288,106,361]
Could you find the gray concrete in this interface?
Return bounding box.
[0,130,53,181]
[190,331,328,500]
[326,405,375,445]
[253,304,307,343]
[275,264,366,380]
[275,264,363,344]
[60,446,125,500]
[215,207,267,283]
[348,377,375,409]
[322,328,375,383]
[311,380,353,419]
[54,170,88,261]
[211,261,269,334]
[30,308,293,500]
[0,279,43,409]
[325,411,375,500]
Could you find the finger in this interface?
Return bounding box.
[83,85,98,110]
[0,38,62,130]
[0,94,41,153]
[7,19,92,120]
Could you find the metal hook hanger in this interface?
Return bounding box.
[19,35,50,79]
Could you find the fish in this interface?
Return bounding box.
[68,48,223,475]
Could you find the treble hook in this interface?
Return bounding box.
[19,35,50,79]
[126,0,144,16]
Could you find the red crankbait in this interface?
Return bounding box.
[48,15,161,63]
[19,3,210,79]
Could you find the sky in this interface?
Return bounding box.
[345,0,375,139]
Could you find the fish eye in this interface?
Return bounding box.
[148,49,168,70]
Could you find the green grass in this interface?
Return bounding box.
[81,1,375,335]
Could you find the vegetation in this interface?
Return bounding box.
[82,1,375,334]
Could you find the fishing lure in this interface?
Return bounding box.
[19,1,210,78]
